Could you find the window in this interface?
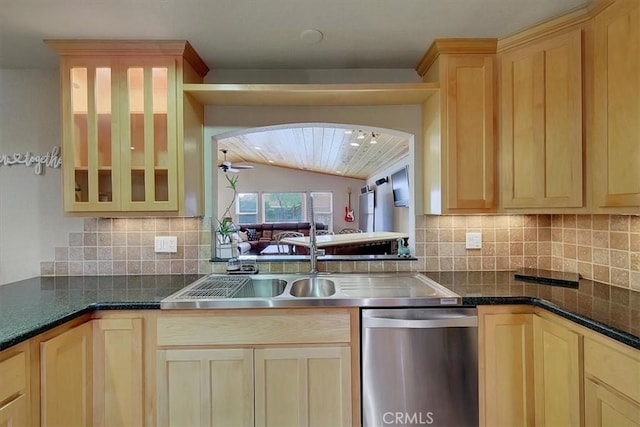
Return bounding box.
[311,192,333,231]
[262,192,306,223]
[236,192,258,224]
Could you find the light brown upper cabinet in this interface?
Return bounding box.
[500,28,584,209]
[417,40,497,214]
[591,0,640,212]
[46,40,208,216]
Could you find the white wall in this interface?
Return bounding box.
[0,70,83,284]
[205,68,421,84]
[217,163,365,231]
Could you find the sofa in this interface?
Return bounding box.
[235,222,327,255]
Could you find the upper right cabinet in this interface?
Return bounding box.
[500,28,584,209]
[591,0,640,211]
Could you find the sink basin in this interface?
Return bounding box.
[235,278,287,298]
[289,278,336,297]
[166,276,287,299]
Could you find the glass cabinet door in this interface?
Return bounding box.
[121,58,178,211]
[65,60,120,211]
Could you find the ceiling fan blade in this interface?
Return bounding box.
[233,164,254,169]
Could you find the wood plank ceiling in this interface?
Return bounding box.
[217,126,409,179]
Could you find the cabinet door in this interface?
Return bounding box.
[157,348,254,427]
[479,309,535,427]
[62,57,121,212]
[254,346,352,427]
[592,0,640,209]
[0,393,27,427]
[93,318,143,427]
[501,29,583,208]
[60,55,179,213]
[443,55,496,211]
[41,322,92,427]
[585,379,640,427]
[120,57,178,211]
[533,315,583,426]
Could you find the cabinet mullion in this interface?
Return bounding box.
[143,66,156,204]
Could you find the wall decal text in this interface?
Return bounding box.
[0,146,62,175]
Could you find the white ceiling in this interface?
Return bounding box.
[1,0,590,70]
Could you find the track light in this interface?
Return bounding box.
[370,133,378,144]
[357,130,365,140]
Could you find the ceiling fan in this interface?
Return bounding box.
[218,149,254,173]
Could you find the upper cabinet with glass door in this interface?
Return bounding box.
[46,41,209,215]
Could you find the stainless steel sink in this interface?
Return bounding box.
[289,278,336,298]
[160,272,461,309]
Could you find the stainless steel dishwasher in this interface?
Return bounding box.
[362,308,478,427]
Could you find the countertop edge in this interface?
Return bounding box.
[1,280,638,351]
[463,296,639,350]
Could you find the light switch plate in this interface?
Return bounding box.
[465,232,482,249]
[155,236,178,253]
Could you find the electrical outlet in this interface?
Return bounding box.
[155,236,178,253]
[465,232,482,249]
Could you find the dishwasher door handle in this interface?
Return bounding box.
[362,315,477,329]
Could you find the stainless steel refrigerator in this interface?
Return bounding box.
[359,189,393,232]
[359,191,375,232]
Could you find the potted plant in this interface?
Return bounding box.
[216,216,236,245]
[216,174,239,258]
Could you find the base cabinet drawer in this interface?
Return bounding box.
[585,378,640,427]
[584,337,640,403]
[0,393,27,426]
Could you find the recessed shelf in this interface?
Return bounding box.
[184,83,439,106]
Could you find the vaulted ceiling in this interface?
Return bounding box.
[217,126,409,180]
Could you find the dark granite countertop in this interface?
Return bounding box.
[0,275,201,351]
[0,272,638,351]
[424,271,639,349]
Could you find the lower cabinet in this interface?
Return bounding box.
[155,308,358,427]
[254,346,352,427]
[478,305,535,427]
[533,315,582,426]
[0,343,30,426]
[157,348,255,426]
[0,393,28,426]
[157,345,352,427]
[40,321,93,426]
[583,336,640,427]
[93,316,144,427]
[479,305,640,427]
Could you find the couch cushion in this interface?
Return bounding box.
[246,229,259,241]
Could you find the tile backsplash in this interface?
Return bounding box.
[40,218,212,276]
[40,214,639,291]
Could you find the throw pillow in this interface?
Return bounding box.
[246,228,258,241]
[238,230,249,242]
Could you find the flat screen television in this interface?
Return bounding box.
[391,166,410,207]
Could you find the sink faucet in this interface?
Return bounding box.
[308,194,319,274]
